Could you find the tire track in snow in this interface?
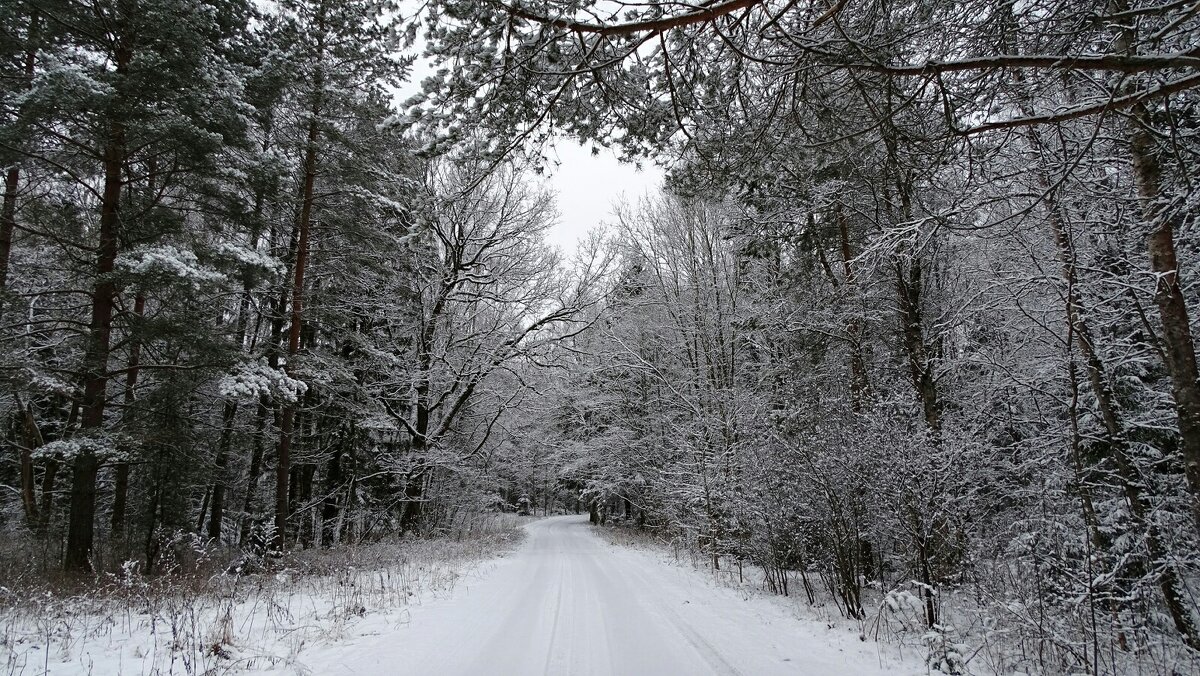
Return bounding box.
[540,550,568,675]
[600,544,740,676]
[296,515,908,676]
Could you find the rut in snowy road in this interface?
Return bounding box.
[296,515,905,675]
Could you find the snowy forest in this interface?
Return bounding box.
[1,0,1200,674]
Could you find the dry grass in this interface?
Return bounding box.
[0,513,526,675]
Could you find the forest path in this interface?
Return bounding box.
[297,515,896,675]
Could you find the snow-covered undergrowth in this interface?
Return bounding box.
[595,524,1200,676]
[0,515,525,675]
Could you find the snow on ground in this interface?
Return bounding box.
[272,515,920,675]
[3,516,922,675]
[0,521,524,675]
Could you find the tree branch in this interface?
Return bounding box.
[854,50,1200,76]
[504,0,767,36]
[960,72,1200,135]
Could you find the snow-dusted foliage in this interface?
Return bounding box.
[2,0,1200,673]
[219,359,308,403]
[35,432,135,462]
[213,241,284,277]
[116,245,227,288]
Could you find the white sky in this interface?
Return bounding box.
[542,143,661,255]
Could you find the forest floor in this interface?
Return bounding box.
[0,514,527,675]
[267,514,920,675]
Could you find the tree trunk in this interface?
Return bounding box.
[0,9,38,321]
[0,166,18,316]
[320,447,342,547]
[298,463,315,548]
[196,485,211,533]
[65,115,126,573]
[239,398,268,545]
[275,417,294,551]
[399,465,426,533]
[208,281,252,543]
[1107,0,1200,538]
[895,259,940,433]
[143,483,161,574]
[401,274,450,533]
[1128,120,1200,530]
[2,13,39,526]
[343,448,358,544]
[208,401,236,542]
[836,204,869,408]
[1012,48,1200,640]
[243,226,290,546]
[38,401,71,524]
[401,319,437,534]
[275,111,320,551]
[111,292,144,539]
[17,401,42,523]
[208,162,271,540]
[1044,164,1200,650]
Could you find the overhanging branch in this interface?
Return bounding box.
[960,71,1200,135]
[504,0,767,36]
[855,49,1200,76]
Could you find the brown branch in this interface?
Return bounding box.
[505,0,1198,74]
[812,0,848,27]
[505,0,767,36]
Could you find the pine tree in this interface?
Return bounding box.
[10,0,252,571]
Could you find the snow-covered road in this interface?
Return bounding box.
[296,515,902,675]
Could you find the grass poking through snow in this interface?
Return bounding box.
[0,514,527,675]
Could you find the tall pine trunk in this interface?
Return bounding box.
[208,281,253,542]
[0,166,18,316]
[275,115,320,550]
[243,241,291,545]
[320,447,342,547]
[2,11,40,519]
[0,8,37,320]
[239,399,269,545]
[111,292,144,541]
[895,258,940,434]
[65,112,126,572]
[40,402,74,523]
[273,0,326,550]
